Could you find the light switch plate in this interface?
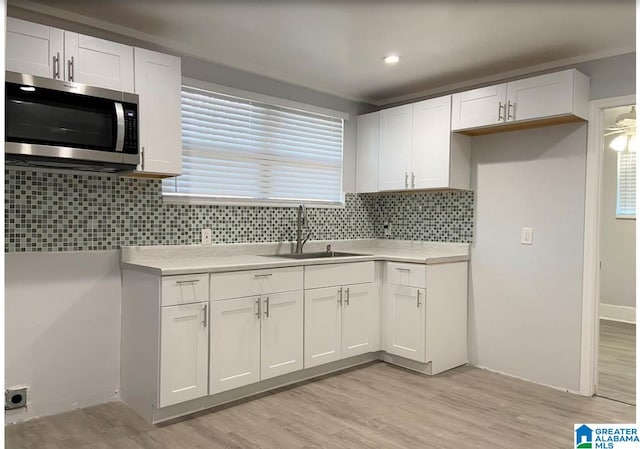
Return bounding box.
[201,228,212,245]
[521,227,533,245]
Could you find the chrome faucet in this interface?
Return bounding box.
[295,204,311,254]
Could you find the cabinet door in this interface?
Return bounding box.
[451,84,506,131]
[505,70,574,123]
[341,283,375,358]
[210,296,261,394]
[304,287,342,368]
[159,303,208,407]
[385,285,426,362]
[411,96,452,189]
[6,18,63,79]
[134,48,182,176]
[378,104,412,191]
[356,112,380,193]
[260,291,304,380]
[64,33,134,92]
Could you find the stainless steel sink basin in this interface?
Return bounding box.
[264,251,369,259]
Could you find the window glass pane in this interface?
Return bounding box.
[163,86,344,204]
[616,150,636,218]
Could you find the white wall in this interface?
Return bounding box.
[469,123,588,392]
[599,106,636,315]
[5,251,121,423]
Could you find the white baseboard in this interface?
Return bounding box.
[600,303,636,324]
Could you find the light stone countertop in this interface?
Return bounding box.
[121,239,470,275]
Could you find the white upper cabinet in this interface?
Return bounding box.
[412,96,467,190]
[373,96,470,192]
[451,84,507,131]
[452,69,589,134]
[6,18,135,92]
[505,69,589,123]
[356,111,380,193]
[6,18,64,79]
[64,33,134,92]
[378,104,413,191]
[134,48,183,176]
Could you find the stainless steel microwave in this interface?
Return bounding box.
[5,71,139,173]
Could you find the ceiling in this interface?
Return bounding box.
[10,0,636,105]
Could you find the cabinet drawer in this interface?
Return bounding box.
[161,274,209,306]
[211,267,303,301]
[386,262,426,288]
[305,262,374,289]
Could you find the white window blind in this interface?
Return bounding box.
[616,150,636,218]
[162,86,344,204]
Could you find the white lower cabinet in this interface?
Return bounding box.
[384,261,468,373]
[209,296,261,394]
[304,286,343,368]
[385,285,426,362]
[304,282,376,368]
[159,302,209,407]
[260,291,304,380]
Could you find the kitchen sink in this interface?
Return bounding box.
[264,251,370,259]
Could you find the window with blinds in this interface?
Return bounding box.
[616,150,636,218]
[162,86,344,205]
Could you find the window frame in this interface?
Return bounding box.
[162,78,349,207]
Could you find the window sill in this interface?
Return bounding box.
[162,193,345,208]
[615,215,636,220]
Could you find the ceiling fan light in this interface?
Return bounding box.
[610,134,628,152]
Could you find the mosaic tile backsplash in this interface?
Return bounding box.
[5,168,474,252]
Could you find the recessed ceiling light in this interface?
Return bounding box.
[19,86,36,92]
[384,54,400,65]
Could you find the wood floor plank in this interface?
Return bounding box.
[6,363,635,449]
[598,320,635,405]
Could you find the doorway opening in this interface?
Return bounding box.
[596,104,636,405]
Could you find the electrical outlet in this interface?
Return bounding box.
[521,227,533,245]
[383,221,391,237]
[201,228,212,245]
[5,388,27,410]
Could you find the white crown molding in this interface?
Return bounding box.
[375,47,636,106]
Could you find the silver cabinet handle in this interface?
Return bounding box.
[202,303,208,327]
[404,172,409,189]
[416,290,421,308]
[498,101,505,122]
[68,56,74,82]
[254,273,273,278]
[394,267,411,272]
[338,287,343,306]
[140,146,145,170]
[264,296,270,318]
[507,101,515,120]
[255,296,261,317]
[345,288,350,306]
[53,52,60,79]
[411,172,415,189]
[175,279,199,285]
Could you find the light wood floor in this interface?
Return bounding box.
[6,362,635,449]
[598,319,636,405]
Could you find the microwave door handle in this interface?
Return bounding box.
[114,102,125,152]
